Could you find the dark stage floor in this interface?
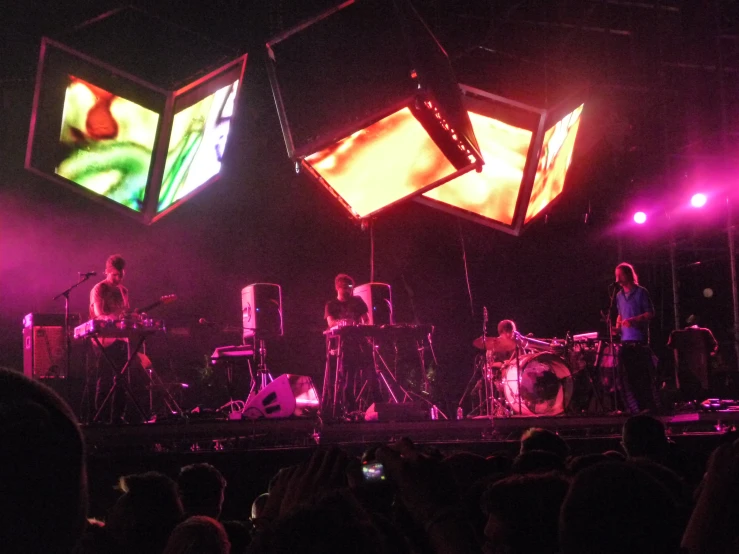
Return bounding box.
[82,410,739,455]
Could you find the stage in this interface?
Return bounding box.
[81,410,739,456]
[79,408,739,520]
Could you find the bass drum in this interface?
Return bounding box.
[499,352,573,416]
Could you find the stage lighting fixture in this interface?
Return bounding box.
[634,211,647,224]
[691,193,707,208]
[266,0,482,220]
[416,85,584,235]
[25,7,247,224]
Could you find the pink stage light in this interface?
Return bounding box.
[633,211,647,224]
[691,193,707,208]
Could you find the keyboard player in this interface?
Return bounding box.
[89,254,131,423]
[324,273,370,327]
[324,274,375,416]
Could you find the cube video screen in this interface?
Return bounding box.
[57,76,160,212]
[526,104,584,223]
[304,107,457,218]
[159,79,240,213]
[423,111,533,226]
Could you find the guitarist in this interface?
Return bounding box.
[89,254,133,423]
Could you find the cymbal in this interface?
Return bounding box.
[473,335,516,352]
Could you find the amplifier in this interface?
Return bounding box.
[23,313,80,329]
[23,325,66,379]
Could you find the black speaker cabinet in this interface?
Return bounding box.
[354,283,394,326]
[241,283,283,340]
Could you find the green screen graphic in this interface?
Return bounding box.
[158,80,239,212]
[57,76,159,212]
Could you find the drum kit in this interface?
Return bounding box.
[468,332,578,417]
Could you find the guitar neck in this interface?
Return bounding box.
[137,294,177,314]
[139,300,162,313]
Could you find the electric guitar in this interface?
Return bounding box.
[135,294,178,314]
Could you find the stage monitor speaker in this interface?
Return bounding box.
[364,402,428,422]
[241,283,283,340]
[242,374,319,419]
[354,283,394,326]
[23,326,66,379]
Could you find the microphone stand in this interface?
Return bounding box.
[53,274,93,407]
[458,308,487,417]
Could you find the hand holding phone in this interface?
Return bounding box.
[362,461,386,482]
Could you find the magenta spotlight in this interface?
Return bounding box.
[691,193,707,208]
[633,211,647,224]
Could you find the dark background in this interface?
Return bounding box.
[2,0,738,413]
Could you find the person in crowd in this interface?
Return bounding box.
[481,473,570,554]
[441,452,496,496]
[105,471,184,554]
[248,490,397,554]
[163,516,231,554]
[0,367,88,554]
[178,462,228,519]
[520,427,570,459]
[221,520,251,554]
[512,450,566,474]
[565,453,611,474]
[622,414,700,485]
[622,414,669,458]
[559,462,682,554]
[682,437,739,553]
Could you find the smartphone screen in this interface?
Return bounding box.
[362,461,386,482]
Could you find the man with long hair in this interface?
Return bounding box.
[614,262,659,412]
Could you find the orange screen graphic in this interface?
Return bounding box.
[304,107,457,218]
[423,111,532,225]
[526,104,584,223]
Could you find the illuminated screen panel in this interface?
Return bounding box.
[158,80,239,212]
[526,104,584,223]
[304,107,457,218]
[423,111,532,225]
[56,76,160,212]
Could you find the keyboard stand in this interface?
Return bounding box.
[92,334,149,423]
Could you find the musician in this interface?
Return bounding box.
[325,274,374,416]
[325,274,369,327]
[614,262,659,412]
[90,254,130,320]
[667,315,719,401]
[89,254,131,423]
[489,319,516,368]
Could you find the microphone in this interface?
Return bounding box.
[198,318,209,325]
[610,281,621,289]
[79,271,97,278]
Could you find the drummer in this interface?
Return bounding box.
[492,319,518,365]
